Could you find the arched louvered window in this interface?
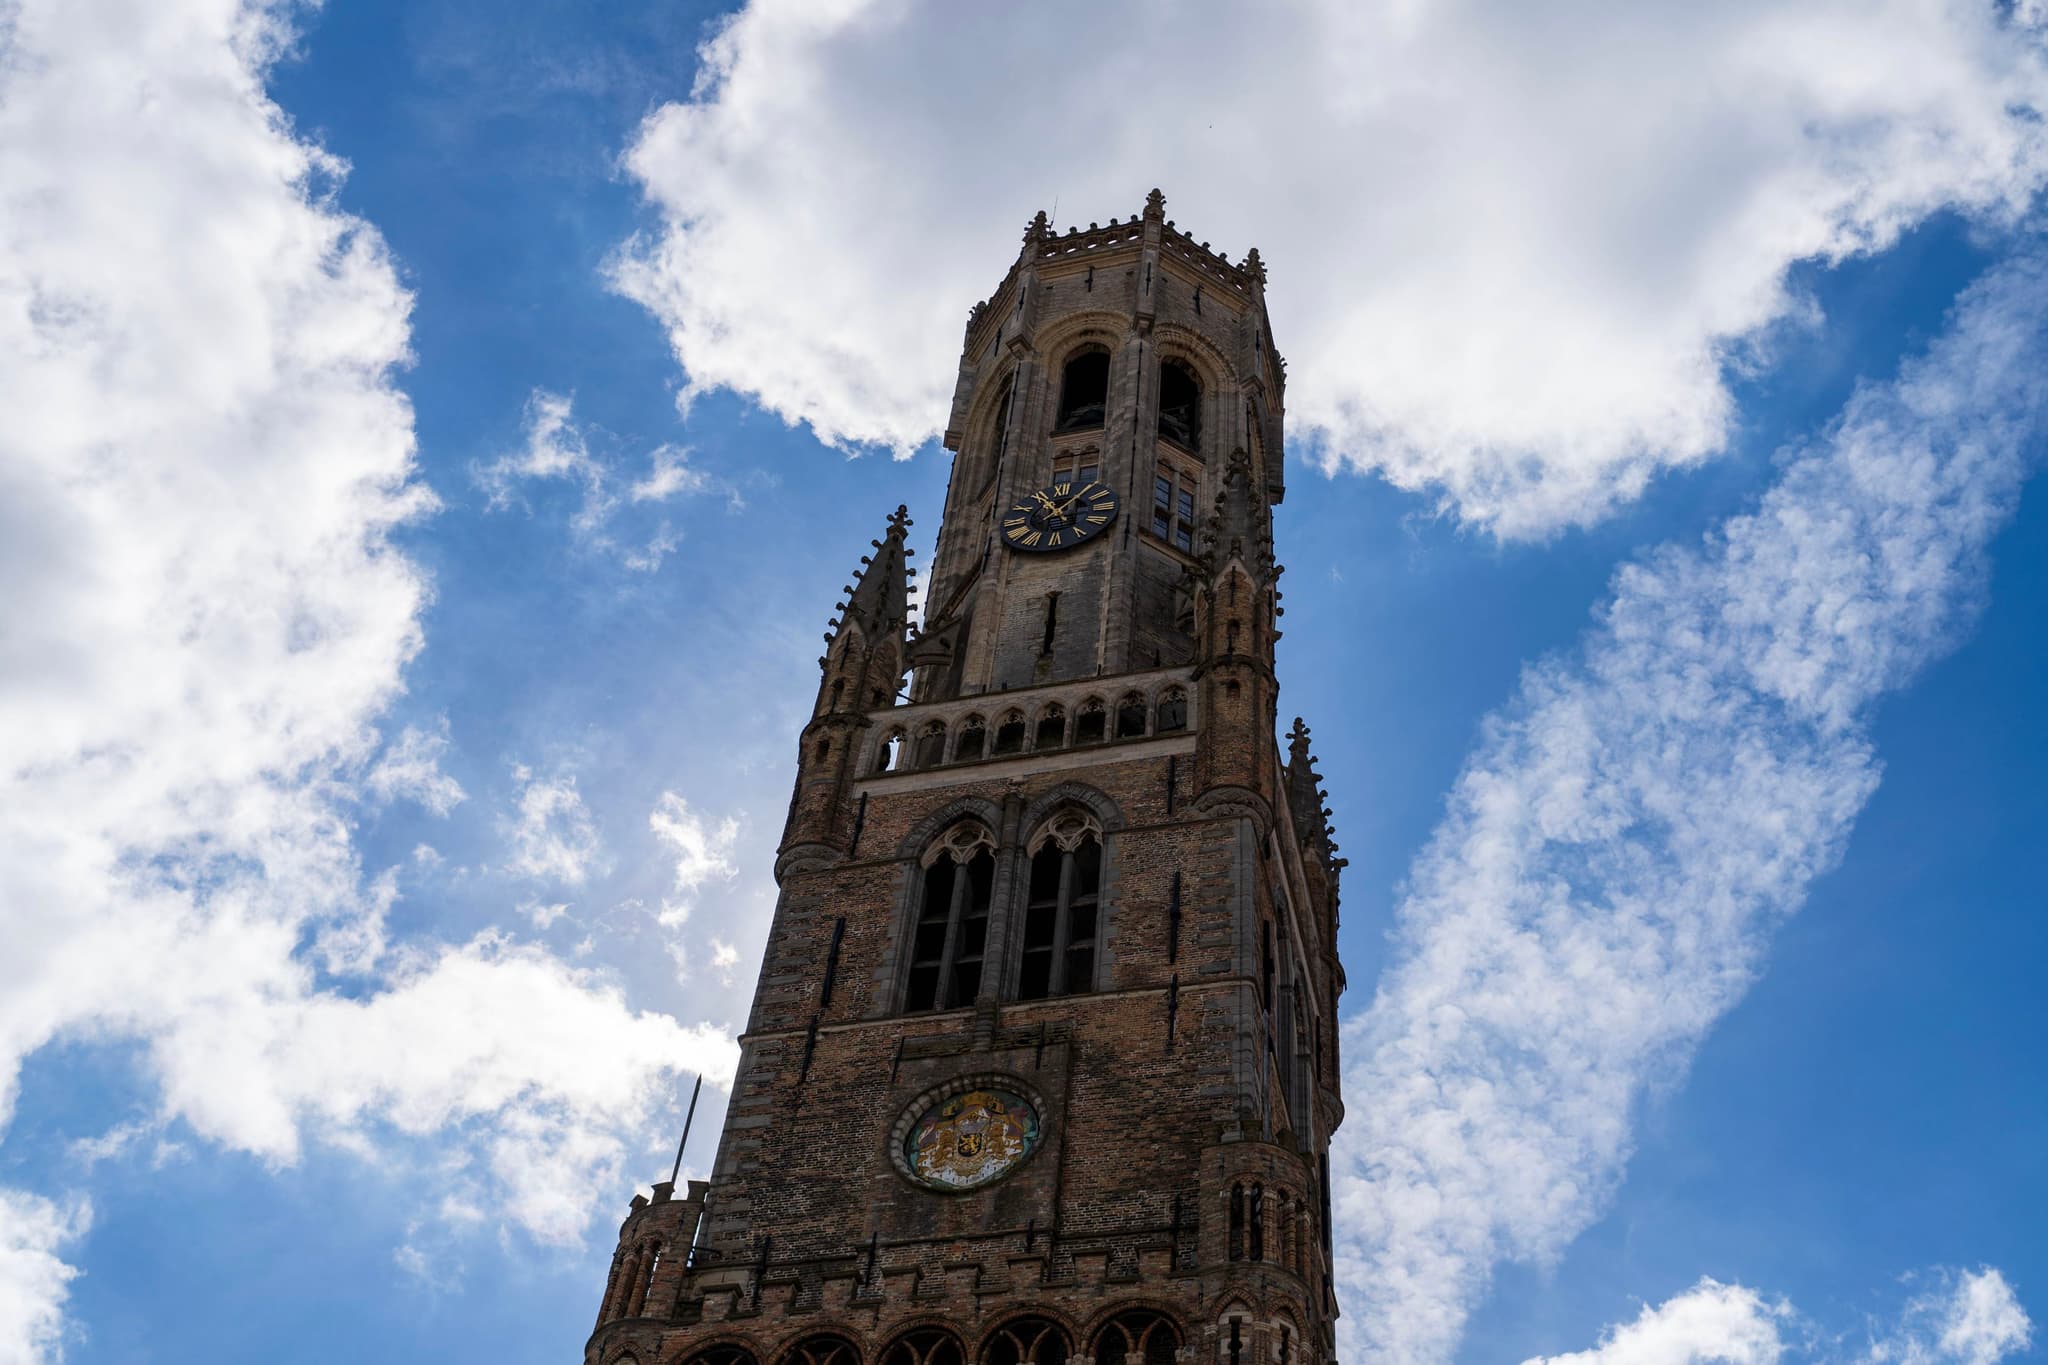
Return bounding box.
[905,823,997,1012]
[1018,811,1102,1000]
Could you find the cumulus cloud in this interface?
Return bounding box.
[1332,248,2048,1360]
[0,1,734,1349]
[474,388,707,568]
[503,765,607,885]
[0,1191,89,1365]
[613,0,2048,536]
[1525,1269,2032,1365]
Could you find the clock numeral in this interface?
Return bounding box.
[1022,530,1042,546]
[1053,483,1071,497]
[1003,516,1028,528]
[1048,531,1063,546]
[1087,515,1108,525]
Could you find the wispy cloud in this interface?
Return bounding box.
[503,764,607,886]
[367,720,468,816]
[615,1,2048,535]
[473,388,708,569]
[1334,249,2048,1360]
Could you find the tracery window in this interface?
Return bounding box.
[1035,704,1067,752]
[1018,811,1102,1000]
[905,823,997,1012]
[783,1337,861,1365]
[1158,358,1202,451]
[984,1316,1070,1365]
[1155,687,1188,733]
[993,710,1027,756]
[914,720,947,769]
[1115,692,1148,740]
[682,1348,760,1365]
[1095,1310,1180,1365]
[1074,699,1107,745]
[881,1328,965,1365]
[1056,348,1111,431]
[955,716,987,762]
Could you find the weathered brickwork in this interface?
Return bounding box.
[583,192,1349,1365]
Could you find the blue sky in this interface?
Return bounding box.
[1,2,2044,1363]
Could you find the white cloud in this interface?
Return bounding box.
[474,388,707,567]
[503,765,606,885]
[0,2,736,1350]
[1332,249,2048,1361]
[0,1191,89,1365]
[1865,1269,2033,1365]
[1525,1279,1789,1364]
[1526,1269,2033,1365]
[650,791,741,899]
[367,720,467,816]
[614,1,2048,536]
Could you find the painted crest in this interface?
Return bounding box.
[904,1088,1041,1191]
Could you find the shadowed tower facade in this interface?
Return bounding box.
[585,191,1349,1365]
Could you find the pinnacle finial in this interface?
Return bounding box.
[1143,188,1166,220]
[1024,210,1050,243]
[1243,246,1266,284]
[886,503,913,537]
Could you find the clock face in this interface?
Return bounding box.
[1001,480,1119,553]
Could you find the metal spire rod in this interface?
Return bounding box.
[669,1074,703,1186]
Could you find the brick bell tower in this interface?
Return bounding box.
[586,191,1349,1365]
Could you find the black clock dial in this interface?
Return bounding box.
[1000,480,1119,553]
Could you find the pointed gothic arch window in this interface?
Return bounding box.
[881,1329,965,1365]
[1074,698,1107,745]
[1095,1311,1181,1365]
[1115,692,1148,740]
[682,1348,760,1365]
[1158,358,1202,451]
[905,823,997,1013]
[983,1316,1069,1365]
[1056,348,1110,431]
[1017,811,1103,1000]
[914,720,947,768]
[993,710,1027,756]
[1035,703,1067,752]
[1155,687,1188,734]
[955,715,987,762]
[783,1337,861,1365]
[877,728,906,773]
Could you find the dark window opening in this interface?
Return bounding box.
[684,1348,760,1365]
[1261,920,1275,1012]
[1075,702,1107,745]
[955,719,986,762]
[829,678,844,711]
[1035,706,1066,752]
[877,732,904,773]
[1229,1182,1245,1261]
[904,842,995,1012]
[1056,350,1110,431]
[1249,1182,1265,1262]
[1156,689,1187,733]
[1158,359,1202,450]
[1017,833,1101,1000]
[993,714,1026,755]
[813,738,829,762]
[985,1317,1069,1365]
[1115,695,1147,739]
[913,723,946,768]
[1041,592,1059,656]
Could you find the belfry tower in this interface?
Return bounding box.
[585,192,1348,1365]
